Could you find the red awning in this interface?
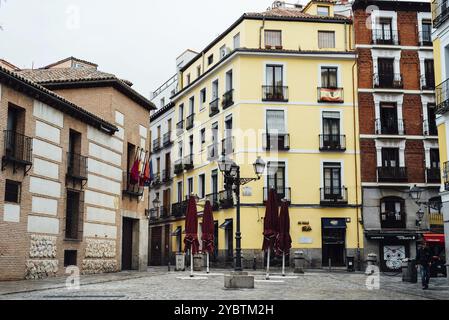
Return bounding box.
[423,234,445,245]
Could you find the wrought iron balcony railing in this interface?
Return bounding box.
[421,74,435,90]
[317,87,344,103]
[381,211,406,229]
[174,159,184,175]
[152,138,161,153]
[163,132,173,147]
[122,172,144,197]
[262,85,288,102]
[432,0,449,28]
[426,167,441,184]
[373,73,403,89]
[2,130,33,172]
[443,162,449,191]
[263,187,291,204]
[377,167,408,183]
[435,78,449,114]
[67,152,88,181]
[429,213,444,226]
[172,201,188,218]
[320,187,348,206]
[371,29,400,45]
[419,30,433,46]
[183,154,194,171]
[176,120,184,135]
[219,190,234,209]
[319,135,346,151]
[186,114,195,130]
[262,133,290,151]
[210,98,220,117]
[151,172,162,187]
[162,169,172,183]
[206,193,220,211]
[221,137,234,155]
[222,89,234,109]
[375,119,405,135]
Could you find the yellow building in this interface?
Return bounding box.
[150,0,363,269]
[431,0,449,277]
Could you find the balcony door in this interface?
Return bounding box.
[321,67,338,88]
[379,18,393,42]
[382,148,400,168]
[378,58,394,86]
[380,197,405,229]
[430,149,441,169]
[427,104,437,135]
[165,153,171,178]
[267,162,286,200]
[266,110,286,149]
[211,169,218,201]
[163,189,171,217]
[380,103,398,134]
[177,181,183,203]
[323,112,340,147]
[425,59,435,88]
[323,163,342,199]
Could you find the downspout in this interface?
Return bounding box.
[259,16,266,49]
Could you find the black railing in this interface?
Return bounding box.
[372,29,400,45]
[432,0,449,28]
[421,74,435,90]
[319,135,346,151]
[151,172,162,187]
[377,167,408,182]
[160,207,170,219]
[419,30,433,46]
[320,187,348,206]
[373,73,403,89]
[174,159,184,175]
[381,211,406,229]
[436,79,449,114]
[263,133,290,151]
[183,154,194,171]
[317,87,344,103]
[427,168,441,183]
[219,190,234,209]
[423,120,438,136]
[207,143,219,161]
[172,201,188,218]
[221,137,234,155]
[375,119,405,135]
[444,162,449,191]
[263,187,291,203]
[3,130,33,165]
[222,90,234,109]
[123,172,144,197]
[176,120,184,134]
[153,138,161,152]
[162,169,172,183]
[262,86,288,102]
[163,132,172,147]
[206,193,220,211]
[186,114,195,130]
[67,152,88,180]
[210,98,220,117]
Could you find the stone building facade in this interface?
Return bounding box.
[0,57,155,280]
[353,0,441,272]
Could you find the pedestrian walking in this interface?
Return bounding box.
[416,242,432,290]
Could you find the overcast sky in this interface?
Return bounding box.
[0,0,303,98]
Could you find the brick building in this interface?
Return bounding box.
[0,57,155,280]
[352,0,441,272]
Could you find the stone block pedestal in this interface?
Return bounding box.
[224,271,254,289]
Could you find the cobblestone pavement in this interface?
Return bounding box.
[0,267,448,300]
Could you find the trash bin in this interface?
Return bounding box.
[175,252,185,271]
[402,259,417,283]
[294,251,305,274]
[193,254,203,271]
[347,256,355,272]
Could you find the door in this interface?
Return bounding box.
[322,219,346,267]
[150,226,163,266]
[267,162,286,200]
[425,59,435,88]
[378,58,394,86]
[380,104,398,134]
[121,218,134,270]
[323,163,342,199]
[323,112,340,147]
[165,153,171,179]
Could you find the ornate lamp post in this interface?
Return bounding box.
[218,156,266,271]
[408,185,427,229]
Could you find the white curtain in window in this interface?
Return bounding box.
[266,110,285,133]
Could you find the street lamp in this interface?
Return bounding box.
[153,197,161,218]
[218,155,266,271]
[409,185,424,203]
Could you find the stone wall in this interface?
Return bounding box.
[82,239,117,274]
[25,235,59,279]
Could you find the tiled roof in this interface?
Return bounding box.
[244,7,351,22]
[0,66,118,133]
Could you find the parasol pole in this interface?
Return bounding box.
[282,253,286,277]
[190,249,194,278]
[206,252,210,274]
[266,249,271,280]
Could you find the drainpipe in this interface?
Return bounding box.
[259,16,266,49]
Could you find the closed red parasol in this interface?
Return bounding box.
[184,196,200,255]
[262,188,279,251]
[201,200,215,254]
[276,200,292,256]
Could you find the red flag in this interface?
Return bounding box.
[130,158,140,185]
[140,156,150,187]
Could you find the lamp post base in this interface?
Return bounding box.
[224,271,255,289]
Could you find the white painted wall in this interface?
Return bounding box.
[35,121,60,144]
[33,158,59,180]
[27,216,59,234]
[33,139,62,163]
[3,204,20,222]
[33,100,63,128]
[87,158,122,181]
[87,174,121,195]
[29,177,61,198]
[88,126,123,153]
[85,190,117,209]
[86,207,116,224]
[89,143,122,167]
[115,111,124,126]
[84,223,117,239]
[31,197,58,216]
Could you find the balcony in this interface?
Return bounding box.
[162,169,172,183]
[432,0,449,28]
[443,162,449,190]
[373,73,403,89]
[209,98,220,117]
[372,29,400,45]
[320,187,348,206]
[421,74,435,91]
[423,120,438,136]
[122,172,144,198]
[317,87,344,103]
[436,79,449,114]
[183,154,194,171]
[151,172,162,188]
[419,30,433,46]
[381,211,406,229]
[222,90,234,109]
[186,114,195,130]
[262,133,290,151]
[319,135,346,152]
[262,85,288,102]
[377,167,408,183]
[67,152,88,182]
[429,213,444,226]
[174,159,183,175]
[375,119,405,135]
[152,138,161,153]
[172,201,188,218]
[176,120,184,135]
[219,190,234,209]
[160,207,170,219]
[221,137,234,155]
[263,187,291,204]
[2,130,33,173]
[206,193,220,211]
[163,132,173,148]
[207,143,219,161]
[426,168,441,184]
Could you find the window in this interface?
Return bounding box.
[380,197,405,229]
[225,70,233,92]
[208,54,214,65]
[323,163,342,196]
[212,80,219,100]
[380,103,398,134]
[427,103,437,135]
[220,45,227,59]
[321,67,338,88]
[317,5,330,16]
[265,30,282,48]
[189,96,195,115]
[266,65,283,87]
[178,141,183,158]
[177,181,183,203]
[430,149,440,169]
[179,104,184,121]
[267,162,286,197]
[323,111,340,136]
[187,177,194,196]
[200,128,206,146]
[212,122,219,144]
[197,66,201,78]
[64,250,77,267]
[65,190,83,240]
[200,88,207,110]
[266,110,286,133]
[160,98,165,109]
[318,31,335,49]
[4,180,20,203]
[382,148,400,167]
[424,59,435,88]
[378,18,393,41]
[233,33,241,49]
[186,74,191,86]
[199,174,206,199]
[422,20,432,43]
